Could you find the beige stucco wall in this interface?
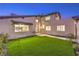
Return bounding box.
[50,15,75,37]
[0,14,76,39]
[42,14,75,37]
[0,17,36,39]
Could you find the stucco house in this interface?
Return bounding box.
[0,12,79,39]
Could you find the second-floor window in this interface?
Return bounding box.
[55,16,60,20]
[45,16,50,21]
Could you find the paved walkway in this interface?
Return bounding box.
[36,33,70,41]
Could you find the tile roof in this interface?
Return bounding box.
[72,15,79,20]
[0,12,59,19]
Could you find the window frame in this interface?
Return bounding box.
[14,23,30,33]
[45,16,51,21]
[55,16,60,20]
[46,26,51,31]
[57,25,65,31]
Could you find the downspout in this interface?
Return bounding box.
[74,19,78,39]
[75,21,77,39]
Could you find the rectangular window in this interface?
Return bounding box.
[45,16,50,21]
[57,25,65,31]
[42,24,45,29]
[57,26,60,31]
[14,24,29,32]
[55,16,60,20]
[61,25,65,31]
[46,26,51,31]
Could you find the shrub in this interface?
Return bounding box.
[32,31,36,34]
[0,33,8,43]
[0,33,8,56]
[0,48,2,55]
[67,33,76,39]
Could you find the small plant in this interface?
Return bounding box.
[67,33,76,39]
[32,31,36,34]
[3,33,8,43]
[0,33,8,56]
[0,48,2,55]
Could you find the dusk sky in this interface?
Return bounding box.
[0,3,79,19]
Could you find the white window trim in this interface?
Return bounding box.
[46,26,51,31]
[14,24,29,32]
[55,16,60,20]
[57,25,65,31]
[45,16,50,21]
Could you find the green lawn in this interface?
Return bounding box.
[7,36,75,56]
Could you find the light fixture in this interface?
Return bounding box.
[36,19,38,22]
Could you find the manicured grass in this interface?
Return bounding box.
[7,36,75,56]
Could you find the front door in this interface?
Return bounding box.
[39,24,46,34]
[35,19,46,34]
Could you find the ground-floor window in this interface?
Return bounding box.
[14,24,29,32]
[57,25,65,31]
[46,26,51,31]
